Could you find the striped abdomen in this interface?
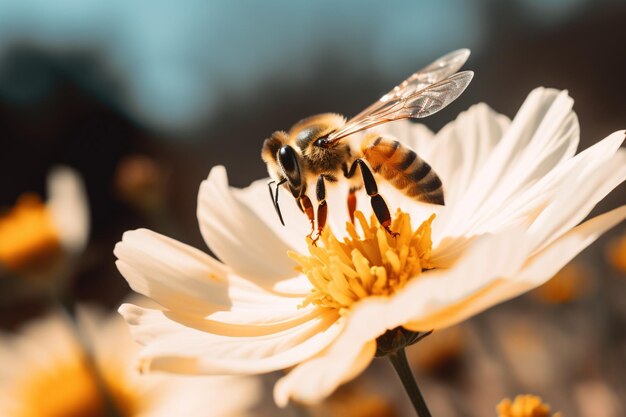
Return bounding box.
[361,135,444,205]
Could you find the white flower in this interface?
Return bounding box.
[46,166,90,256]
[115,88,626,405]
[0,167,89,295]
[0,305,262,417]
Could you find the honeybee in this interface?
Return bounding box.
[262,49,473,240]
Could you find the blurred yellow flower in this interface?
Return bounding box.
[115,88,626,405]
[0,306,262,417]
[531,261,588,303]
[0,167,88,281]
[497,394,561,417]
[0,194,61,272]
[606,233,626,274]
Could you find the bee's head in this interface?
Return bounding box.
[261,131,307,225]
[261,131,306,198]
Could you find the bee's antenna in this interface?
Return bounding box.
[267,179,286,226]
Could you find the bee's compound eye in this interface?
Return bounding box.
[278,146,296,172]
[278,145,301,186]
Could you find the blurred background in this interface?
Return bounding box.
[0,0,625,416]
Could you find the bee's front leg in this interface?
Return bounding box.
[312,175,329,245]
[298,195,315,239]
[347,186,361,224]
[342,163,361,224]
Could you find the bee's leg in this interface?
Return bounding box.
[298,195,315,238]
[347,186,361,224]
[313,175,328,244]
[346,159,397,237]
[267,178,287,225]
[342,162,360,223]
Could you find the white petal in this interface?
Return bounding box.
[425,103,509,205]
[274,340,376,406]
[197,166,305,289]
[475,130,624,237]
[408,205,626,330]
[115,228,234,314]
[271,275,317,294]
[528,135,626,250]
[115,229,313,327]
[234,177,309,253]
[438,88,579,239]
[47,166,90,254]
[433,130,625,266]
[119,304,344,375]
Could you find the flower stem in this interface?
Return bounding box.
[388,348,432,417]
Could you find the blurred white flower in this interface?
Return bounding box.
[0,305,261,417]
[115,88,625,405]
[0,167,88,293]
[46,167,90,256]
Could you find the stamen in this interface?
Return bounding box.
[290,210,435,313]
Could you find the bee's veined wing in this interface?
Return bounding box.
[327,70,474,143]
[380,48,470,103]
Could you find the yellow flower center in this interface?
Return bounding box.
[497,395,561,417]
[290,210,434,314]
[11,357,140,417]
[0,194,62,273]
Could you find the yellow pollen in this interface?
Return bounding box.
[290,210,435,313]
[0,194,62,272]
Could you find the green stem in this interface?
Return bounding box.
[388,348,432,417]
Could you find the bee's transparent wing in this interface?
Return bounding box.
[327,71,473,143]
[380,48,470,103]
